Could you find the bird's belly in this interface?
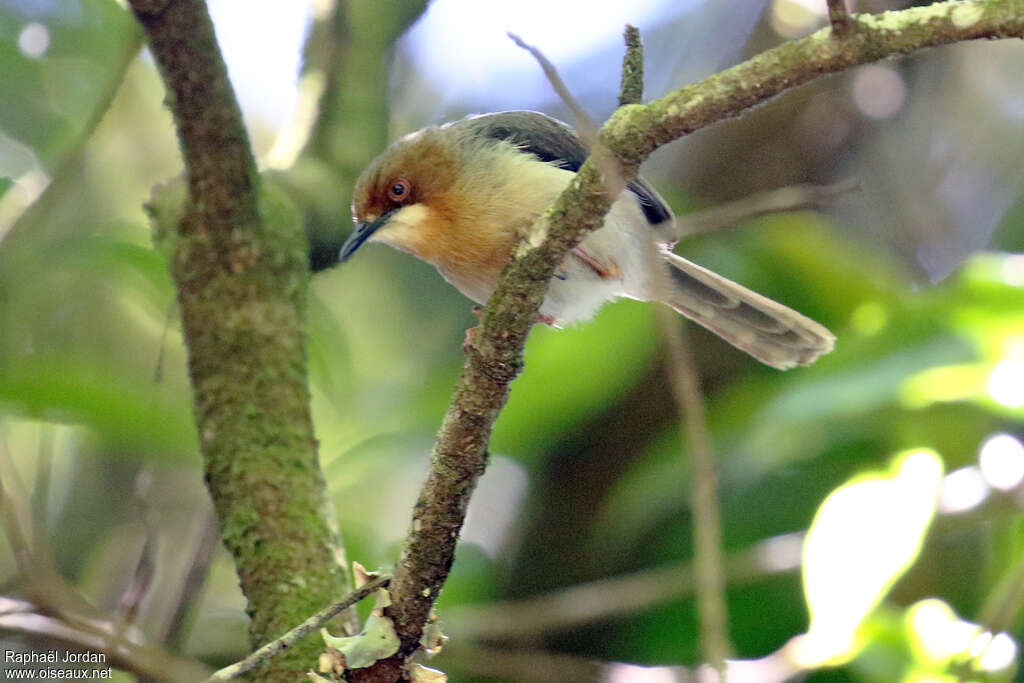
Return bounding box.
[540,197,656,325]
[436,261,502,306]
[435,192,657,325]
[541,272,624,325]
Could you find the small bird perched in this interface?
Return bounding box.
[341,110,834,369]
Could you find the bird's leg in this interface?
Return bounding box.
[571,246,621,280]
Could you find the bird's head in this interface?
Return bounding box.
[341,116,570,274]
[342,127,468,264]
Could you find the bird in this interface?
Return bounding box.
[341,110,835,370]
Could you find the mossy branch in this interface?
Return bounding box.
[375,0,1024,674]
[128,1,348,680]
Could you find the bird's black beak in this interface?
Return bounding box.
[339,210,395,262]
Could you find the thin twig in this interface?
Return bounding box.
[0,604,212,681]
[619,24,644,107]
[0,444,211,682]
[624,22,731,654]
[30,426,54,554]
[676,178,859,238]
[117,471,157,626]
[976,552,1024,637]
[450,642,802,683]
[827,0,853,37]
[163,510,220,648]
[0,438,117,620]
[657,305,734,673]
[443,642,604,683]
[0,453,34,576]
[446,536,801,640]
[622,28,731,668]
[644,223,733,671]
[206,574,391,682]
[507,33,627,223]
[507,32,598,143]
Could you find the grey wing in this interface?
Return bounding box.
[455,110,675,235]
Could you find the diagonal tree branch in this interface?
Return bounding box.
[374,1,1024,676]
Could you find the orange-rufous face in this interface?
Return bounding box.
[342,128,461,262]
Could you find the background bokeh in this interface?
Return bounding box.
[1,1,1023,681]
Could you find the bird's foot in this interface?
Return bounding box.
[536,313,558,326]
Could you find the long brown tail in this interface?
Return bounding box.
[660,252,835,370]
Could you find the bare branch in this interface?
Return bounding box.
[507,33,627,213]
[116,472,158,626]
[508,33,598,143]
[0,439,34,575]
[446,537,801,640]
[162,511,220,648]
[0,601,212,682]
[676,179,859,238]
[657,305,733,671]
[643,179,732,669]
[206,574,391,682]
[443,642,604,683]
[976,551,1024,637]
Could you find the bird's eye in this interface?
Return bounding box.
[387,178,411,203]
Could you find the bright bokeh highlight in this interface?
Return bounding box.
[988,360,1024,408]
[17,22,49,59]
[603,663,677,683]
[907,599,979,665]
[937,466,989,514]
[978,433,1024,490]
[771,0,824,37]
[852,65,907,120]
[798,449,943,666]
[976,632,1018,672]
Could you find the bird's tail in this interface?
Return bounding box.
[659,252,835,369]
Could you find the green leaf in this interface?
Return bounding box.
[491,299,658,459]
[0,354,196,458]
[0,0,139,169]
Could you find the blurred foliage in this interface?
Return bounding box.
[1,1,1023,682]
